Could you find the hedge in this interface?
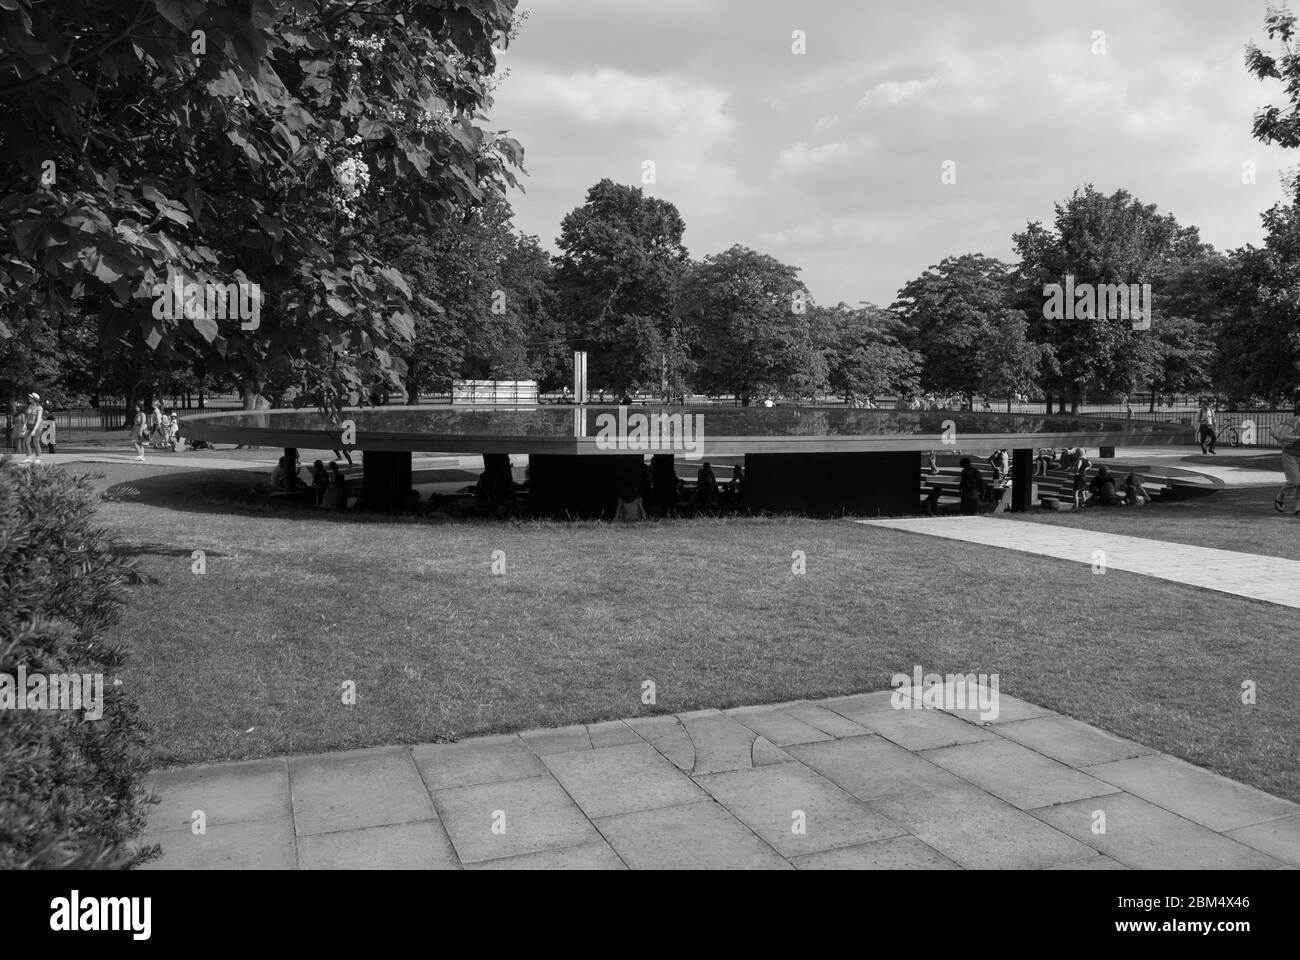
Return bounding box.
[0,458,155,869]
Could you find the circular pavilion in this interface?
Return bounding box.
[180,404,1193,516]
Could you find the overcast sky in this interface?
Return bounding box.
[489,0,1297,307]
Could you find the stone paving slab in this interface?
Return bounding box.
[868,783,1099,870]
[1083,753,1300,832]
[289,747,437,837]
[144,757,289,831]
[543,742,705,818]
[1030,794,1285,869]
[792,836,962,870]
[859,516,1300,608]
[140,818,296,870]
[921,738,1121,810]
[993,715,1155,768]
[137,691,1299,869]
[412,735,546,791]
[466,839,628,870]
[596,800,792,870]
[696,763,906,857]
[298,820,460,870]
[433,775,601,864]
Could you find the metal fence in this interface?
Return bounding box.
[1078,408,1293,449]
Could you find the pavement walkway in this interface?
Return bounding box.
[860,516,1300,609]
[137,689,1300,869]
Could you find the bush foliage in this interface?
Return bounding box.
[0,459,154,869]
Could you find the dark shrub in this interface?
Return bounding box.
[0,459,155,869]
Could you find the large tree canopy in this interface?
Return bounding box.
[1011,185,1205,408]
[552,179,689,394]
[0,0,522,408]
[681,244,820,404]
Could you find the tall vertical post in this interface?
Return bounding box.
[573,351,587,405]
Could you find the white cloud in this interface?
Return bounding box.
[857,77,938,108]
[774,135,873,175]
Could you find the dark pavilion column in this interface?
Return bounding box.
[362,450,412,512]
[284,447,300,489]
[1011,448,1035,512]
[528,454,640,518]
[743,451,920,518]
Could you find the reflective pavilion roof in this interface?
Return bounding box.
[181,404,1191,455]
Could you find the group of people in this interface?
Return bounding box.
[128,399,182,460]
[615,460,744,521]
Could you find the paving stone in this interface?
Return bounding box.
[587,720,642,748]
[139,818,296,870]
[792,836,962,870]
[290,747,437,837]
[994,715,1153,768]
[144,758,289,832]
[543,743,705,818]
[730,708,833,746]
[782,703,873,738]
[434,775,600,864]
[752,736,793,766]
[696,763,905,857]
[869,783,1095,869]
[1031,793,1284,869]
[1084,754,1300,832]
[625,715,695,770]
[519,724,591,755]
[922,738,1120,810]
[679,712,758,774]
[467,840,627,870]
[919,682,1056,725]
[598,800,792,869]
[821,690,897,715]
[1225,815,1300,868]
[841,705,996,751]
[412,736,545,790]
[298,820,460,870]
[1046,855,1128,870]
[786,735,966,802]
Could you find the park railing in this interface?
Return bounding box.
[1077,408,1292,448]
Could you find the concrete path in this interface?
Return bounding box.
[136,690,1299,869]
[860,516,1300,609]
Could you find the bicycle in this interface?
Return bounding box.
[1215,416,1244,448]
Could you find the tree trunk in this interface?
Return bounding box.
[242,375,257,410]
[1149,382,1157,412]
[1070,383,1081,414]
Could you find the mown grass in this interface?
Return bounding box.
[65,461,1300,803]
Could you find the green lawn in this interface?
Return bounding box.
[1024,483,1300,562]
[71,461,1300,804]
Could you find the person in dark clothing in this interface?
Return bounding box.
[693,461,720,513]
[1087,465,1120,506]
[958,457,981,516]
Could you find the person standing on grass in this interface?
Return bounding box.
[958,457,981,516]
[18,392,43,465]
[1270,400,1300,515]
[1072,455,1090,509]
[130,400,147,462]
[1198,400,1218,454]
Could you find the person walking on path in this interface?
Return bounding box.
[18,392,43,465]
[1270,400,1300,515]
[130,400,147,462]
[1198,400,1218,454]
